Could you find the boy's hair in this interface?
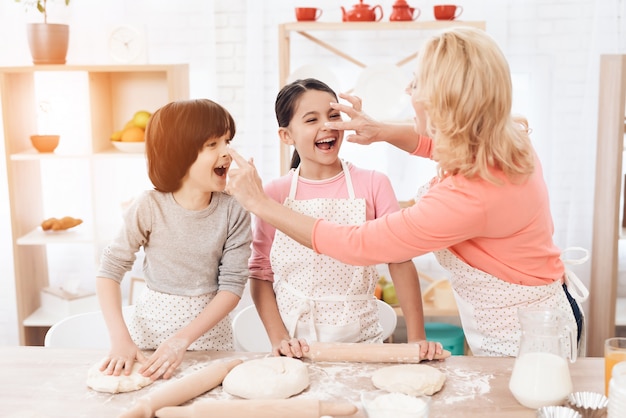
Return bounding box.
[145,99,236,192]
[415,27,534,184]
[274,78,338,169]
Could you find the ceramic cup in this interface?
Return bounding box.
[433,4,463,21]
[605,337,626,396]
[295,7,323,22]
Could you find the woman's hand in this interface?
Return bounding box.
[100,341,146,376]
[226,149,267,212]
[140,337,189,380]
[272,337,310,358]
[325,93,383,145]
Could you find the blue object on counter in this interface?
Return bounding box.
[425,322,466,355]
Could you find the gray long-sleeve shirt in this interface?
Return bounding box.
[97,190,251,297]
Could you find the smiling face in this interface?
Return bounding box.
[279,89,344,179]
[184,133,232,194]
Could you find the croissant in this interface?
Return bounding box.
[41,216,83,231]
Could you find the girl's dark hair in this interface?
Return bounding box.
[145,99,236,192]
[275,78,338,169]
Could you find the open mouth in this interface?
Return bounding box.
[214,164,228,177]
[315,137,337,150]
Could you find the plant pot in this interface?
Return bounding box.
[26,23,69,65]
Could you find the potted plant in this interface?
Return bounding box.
[15,0,71,65]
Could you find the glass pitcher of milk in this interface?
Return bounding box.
[508,307,577,409]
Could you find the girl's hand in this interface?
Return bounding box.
[325,93,383,145]
[140,337,189,380]
[411,339,445,361]
[99,342,146,376]
[272,337,310,359]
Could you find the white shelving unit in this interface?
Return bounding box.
[1,64,189,345]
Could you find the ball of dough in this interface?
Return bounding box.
[86,361,153,394]
[222,357,309,399]
[372,364,446,396]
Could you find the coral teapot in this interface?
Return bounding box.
[390,0,420,21]
[341,0,383,22]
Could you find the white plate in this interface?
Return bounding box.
[353,64,412,121]
[111,141,145,153]
[286,64,342,94]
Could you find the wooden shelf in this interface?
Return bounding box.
[16,227,94,246]
[589,55,626,355]
[1,64,189,345]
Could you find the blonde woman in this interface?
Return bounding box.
[226,27,586,357]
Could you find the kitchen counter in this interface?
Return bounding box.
[0,346,603,417]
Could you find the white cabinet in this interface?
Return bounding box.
[0,64,189,345]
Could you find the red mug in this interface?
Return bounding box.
[295,7,323,21]
[434,4,463,20]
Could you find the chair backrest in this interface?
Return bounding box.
[231,300,397,352]
[377,299,398,342]
[44,305,134,349]
[231,304,272,352]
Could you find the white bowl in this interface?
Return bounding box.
[361,391,430,418]
[111,141,145,153]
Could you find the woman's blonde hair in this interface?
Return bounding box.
[414,27,534,184]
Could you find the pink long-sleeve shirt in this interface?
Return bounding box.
[312,137,565,286]
[249,162,400,282]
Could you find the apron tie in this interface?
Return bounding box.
[560,247,590,303]
[286,298,317,339]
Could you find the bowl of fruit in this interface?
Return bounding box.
[110,110,151,153]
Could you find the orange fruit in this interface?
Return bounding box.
[121,126,145,142]
[374,283,382,300]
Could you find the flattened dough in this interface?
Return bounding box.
[222,357,309,399]
[86,361,153,394]
[372,364,446,396]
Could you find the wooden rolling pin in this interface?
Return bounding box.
[303,342,451,363]
[118,359,242,418]
[155,399,357,418]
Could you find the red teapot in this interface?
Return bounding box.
[341,0,383,22]
[389,0,420,21]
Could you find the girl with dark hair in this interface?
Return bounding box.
[96,99,251,380]
[248,78,438,359]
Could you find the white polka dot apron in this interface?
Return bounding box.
[270,160,382,343]
[415,182,587,357]
[129,288,233,351]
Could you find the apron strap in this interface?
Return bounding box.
[289,160,356,199]
[560,247,590,303]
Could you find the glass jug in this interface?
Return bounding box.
[509,307,577,409]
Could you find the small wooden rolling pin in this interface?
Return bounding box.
[118,359,242,418]
[303,342,451,363]
[155,399,357,418]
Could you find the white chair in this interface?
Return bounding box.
[231,304,272,352]
[44,305,134,349]
[231,300,397,352]
[377,299,398,342]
